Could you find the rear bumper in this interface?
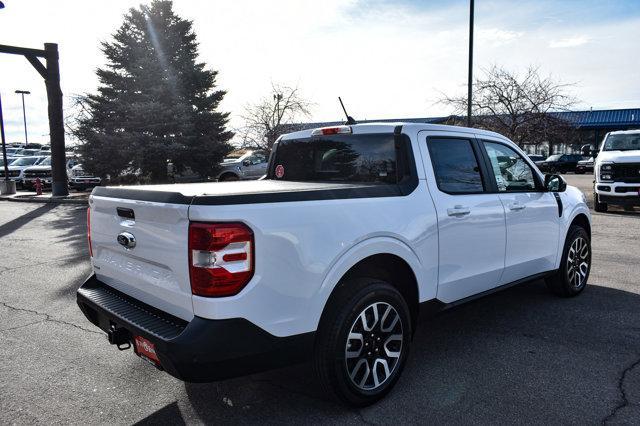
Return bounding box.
[76,274,314,382]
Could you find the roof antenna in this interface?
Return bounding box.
[338,97,357,125]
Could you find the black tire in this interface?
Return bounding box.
[219,173,239,182]
[313,278,412,406]
[593,192,608,212]
[546,226,591,297]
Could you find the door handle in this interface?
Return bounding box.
[509,202,526,211]
[447,205,471,217]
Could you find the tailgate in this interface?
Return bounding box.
[89,195,193,321]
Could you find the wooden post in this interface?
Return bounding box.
[44,43,68,196]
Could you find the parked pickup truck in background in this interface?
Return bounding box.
[68,164,102,191]
[214,150,269,181]
[77,123,591,406]
[593,129,640,212]
[22,156,79,190]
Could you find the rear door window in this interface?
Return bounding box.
[271,133,397,184]
[427,138,484,193]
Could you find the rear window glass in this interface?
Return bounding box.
[427,138,484,193]
[270,133,397,184]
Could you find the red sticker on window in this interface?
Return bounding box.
[275,164,285,178]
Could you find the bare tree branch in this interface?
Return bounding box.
[239,82,312,150]
[440,65,579,153]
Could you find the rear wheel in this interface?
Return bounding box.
[313,279,412,406]
[546,226,591,297]
[593,192,608,212]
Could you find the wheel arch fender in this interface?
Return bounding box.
[555,203,591,268]
[311,236,429,332]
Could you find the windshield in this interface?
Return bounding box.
[9,157,41,166]
[223,151,247,162]
[270,133,397,184]
[545,154,562,161]
[38,157,52,166]
[603,134,640,151]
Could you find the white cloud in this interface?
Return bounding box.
[549,35,590,48]
[478,28,524,46]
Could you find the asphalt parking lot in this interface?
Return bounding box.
[1,175,639,424]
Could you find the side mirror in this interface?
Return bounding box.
[545,174,567,192]
[242,159,251,167]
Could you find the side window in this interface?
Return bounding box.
[483,141,536,192]
[252,152,267,164]
[427,138,484,194]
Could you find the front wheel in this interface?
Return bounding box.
[546,226,591,297]
[594,192,608,212]
[313,279,412,406]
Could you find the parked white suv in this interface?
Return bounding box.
[593,129,640,212]
[77,123,591,406]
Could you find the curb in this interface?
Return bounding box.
[0,195,88,205]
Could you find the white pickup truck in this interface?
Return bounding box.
[593,129,640,212]
[77,123,591,406]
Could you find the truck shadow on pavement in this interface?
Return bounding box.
[133,280,640,424]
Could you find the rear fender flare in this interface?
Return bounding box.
[310,236,429,331]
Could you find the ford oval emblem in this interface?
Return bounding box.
[117,232,136,250]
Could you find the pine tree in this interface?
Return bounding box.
[76,0,233,183]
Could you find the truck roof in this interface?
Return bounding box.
[281,122,509,141]
[607,129,640,135]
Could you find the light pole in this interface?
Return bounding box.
[467,0,474,128]
[15,90,30,147]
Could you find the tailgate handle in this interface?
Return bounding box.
[116,207,135,220]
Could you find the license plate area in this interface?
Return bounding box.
[134,335,161,366]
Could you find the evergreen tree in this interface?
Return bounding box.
[76,0,233,183]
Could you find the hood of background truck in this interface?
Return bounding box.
[597,151,640,164]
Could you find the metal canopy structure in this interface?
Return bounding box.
[0,43,68,196]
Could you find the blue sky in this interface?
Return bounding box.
[0,0,639,144]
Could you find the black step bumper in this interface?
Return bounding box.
[76,275,314,382]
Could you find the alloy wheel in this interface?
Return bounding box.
[345,302,403,391]
[567,236,590,289]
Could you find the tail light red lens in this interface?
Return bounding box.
[87,207,93,257]
[188,222,254,297]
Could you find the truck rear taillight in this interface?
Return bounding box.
[188,222,254,297]
[87,207,93,257]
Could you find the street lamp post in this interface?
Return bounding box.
[15,90,30,147]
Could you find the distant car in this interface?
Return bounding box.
[18,149,41,157]
[537,154,586,174]
[527,154,545,163]
[5,147,23,157]
[215,150,269,181]
[68,164,102,191]
[4,156,20,165]
[22,156,79,190]
[5,156,46,188]
[575,157,594,174]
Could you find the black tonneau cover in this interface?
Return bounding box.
[91,179,411,206]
